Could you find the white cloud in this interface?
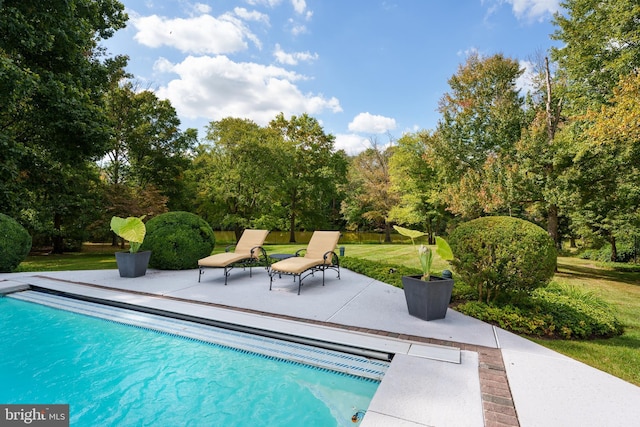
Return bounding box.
[273,44,318,65]
[246,0,283,7]
[516,59,537,94]
[484,0,560,21]
[335,134,370,155]
[291,0,307,14]
[289,20,308,36]
[348,112,397,134]
[508,0,560,20]
[192,3,211,14]
[234,7,270,24]
[154,55,342,126]
[132,13,259,54]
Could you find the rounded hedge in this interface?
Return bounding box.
[141,212,215,270]
[448,216,557,302]
[0,213,32,272]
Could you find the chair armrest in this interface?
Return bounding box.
[294,248,306,257]
[323,250,339,265]
[224,244,237,253]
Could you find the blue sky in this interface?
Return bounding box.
[103,0,562,154]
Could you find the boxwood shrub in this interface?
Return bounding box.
[341,255,622,339]
[448,216,557,302]
[0,213,32,272]
[141,212,215,270]
[456,282,623,339]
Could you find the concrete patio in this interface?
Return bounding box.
[1,266,639,426]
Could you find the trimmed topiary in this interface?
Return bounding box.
[141,212,215,270]
[448,216,556,302]
[0,213,32,272]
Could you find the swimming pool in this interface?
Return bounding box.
[0,291,386,426]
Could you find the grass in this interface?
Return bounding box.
[13,243,640,386]
[531,257,640,386]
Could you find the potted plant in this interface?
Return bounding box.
[394,225,454,321]
[110,216,151,278]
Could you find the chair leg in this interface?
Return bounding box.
[198,268,204,282]
[224,267,229,285]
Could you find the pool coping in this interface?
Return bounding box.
[1,276,509,426]
[4,268,640,426]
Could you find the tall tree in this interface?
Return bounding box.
[269,113,346,242]
[431,52,524,217]
[342,140,397,242]
[193,117,286,239]
[503,56,569,247]
[552,0,640,256]
[552,0,640,112]
[102,82,197,211]
[388,131,446,243]
[569,73,640,260]
[0,0,128,252]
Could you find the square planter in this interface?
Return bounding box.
[115,251,151,278]
[402,275,454,321]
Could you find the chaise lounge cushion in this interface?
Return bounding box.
[270,231,340,274]
[198,229,269,268]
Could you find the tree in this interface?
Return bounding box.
[502,56,570,247]
[269,113,346,242]
[193,117,286,239]
[551,1,640,256]
[0,0,128,252]
[341,139,398,242]
[102,82,197,211]
[568,73,640,260]
[552,0,640,112]
[388,131,446,243]
[431,53,525,217]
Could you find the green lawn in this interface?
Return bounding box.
[14,243,640,386]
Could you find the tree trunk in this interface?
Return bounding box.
[547,204,560,248]
[234,226,243,242]
[52,213,64,254]
[384,222,392,243]
[610,235,618,262]
[288,189,297,243]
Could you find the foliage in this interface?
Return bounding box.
[566,73,640,261]
[269,113,347,242]
[0,0,128,251]
[102,82,197,210]
[0,213,32,272]
[141,211,215,270]
[191,117,287,239]
[110,216,146,253]
[579,239,639,263]
[341,140,397,242]
[551,0,640,112]
[388,131,447,241]
[456,282,623,339]
[431,52,524,218]
[393,225,453,279]
[448,216,557,302]
[339,256,420,289]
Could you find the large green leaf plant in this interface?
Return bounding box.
[110,216,146,253]
[393,225,453,280]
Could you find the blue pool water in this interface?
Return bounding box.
[0,295,381,426]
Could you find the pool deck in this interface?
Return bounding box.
[2,266,639,426]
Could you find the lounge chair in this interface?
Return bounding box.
[198,229,269,285]
[269,231,341,295]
